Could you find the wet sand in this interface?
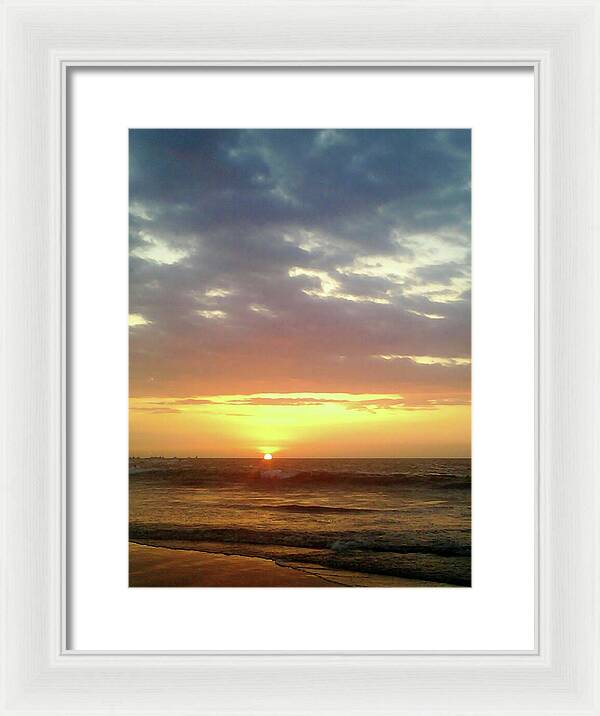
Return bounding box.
[129,542,452,587]
[130,542,334,586]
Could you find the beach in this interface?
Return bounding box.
[129,541,453,587]
[129,542,330,587]
[129,458,471,587]
[130,457,471,587]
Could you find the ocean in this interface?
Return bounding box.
[129,457,471,587]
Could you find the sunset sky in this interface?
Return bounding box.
[129,129,471,457]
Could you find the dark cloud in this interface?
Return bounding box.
[129,129,470,399]
[150,393,470,413]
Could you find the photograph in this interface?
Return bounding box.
[128,128,471,587]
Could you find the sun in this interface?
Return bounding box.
[263,453,273,461]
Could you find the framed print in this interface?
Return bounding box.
[1,1,599,714]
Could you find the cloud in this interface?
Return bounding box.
[248,303,277,317]
[132,406,181,414]
[196,309,227,320]
[147,392,471,413]
[228,396,337,406]
[374,355,471,367]
[130,231,189,265]
[129,313,151,327]
[165,398,218,405]
[129,129,470,400]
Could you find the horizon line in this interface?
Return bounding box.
[129,455,472,460]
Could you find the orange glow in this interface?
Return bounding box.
[129,393,470,458]
[263,453,273,461]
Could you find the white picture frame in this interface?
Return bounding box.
[1,0,599,713]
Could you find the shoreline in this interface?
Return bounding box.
[129,541,454,588]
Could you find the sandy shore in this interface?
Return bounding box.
[129,542,335,587]
[129,542,452,587]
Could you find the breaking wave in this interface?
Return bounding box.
[129,457,471,586]
[129,523,471,558]
[130,467,470,489]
